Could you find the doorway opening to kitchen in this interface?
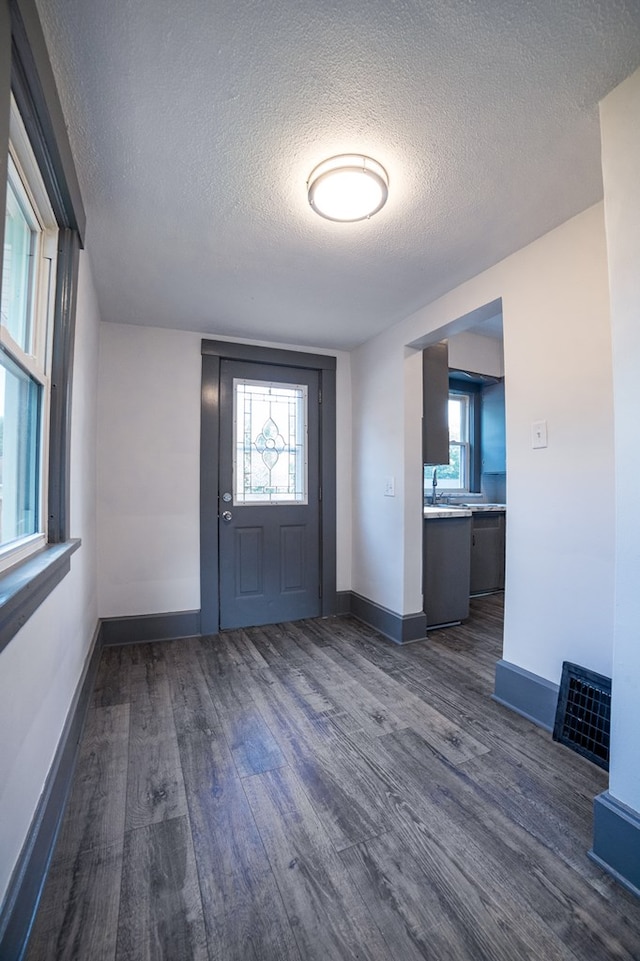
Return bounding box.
[416,299,506,634]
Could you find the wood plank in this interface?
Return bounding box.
[268,621,408,737]
[24,841,123,961]
[91,647,134,708]
[457,742,610,877]
[340,831,482,961]
[197,631,257,713]
[116,817,208,961]
[243,765,394,961]
[236,624,340,716]
[304,622,490,766]
[165,641,302,961]
[227,631,390,849]
[340,732,580,961]
[177,728,301,960]
[54,704,130,856]
[220,706,287,778]
[196,632,287,777]
[303,615,408,673]
[164,636,225,739]
[341,724,639,961]
[24,705,130,960]
[389,656,605,792]
[124,645,187,830]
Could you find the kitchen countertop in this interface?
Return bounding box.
[423,503,506,519]
[424,505,472,518]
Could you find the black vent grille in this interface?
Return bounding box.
[552,662,611,771]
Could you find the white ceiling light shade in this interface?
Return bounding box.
[307,155,389,222]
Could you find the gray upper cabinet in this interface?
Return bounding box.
[423,342,450,466]
[481,380,506,473]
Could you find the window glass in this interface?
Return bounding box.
[1,163,37,353]
[233,378,308,504]
[426,393,470,492]
[448,396,463,443]
[0,351,40,545]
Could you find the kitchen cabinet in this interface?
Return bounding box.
[470,511,505,594]
[423,342,449,466]
[423,513,471,627]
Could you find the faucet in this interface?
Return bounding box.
[431,467,438,504]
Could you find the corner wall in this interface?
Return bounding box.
[599,65,640,821]
[351,203,615,686]
[0,252,100,906]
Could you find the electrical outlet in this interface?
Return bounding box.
[384,477,395,496]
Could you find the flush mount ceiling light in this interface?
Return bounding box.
[307,154,389,222]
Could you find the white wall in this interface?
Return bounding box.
[97,325,352,618]
[600,66,640,812]
[0,252,100,905]
[351,330,413,610]
[352,203,615,683]
[97,325,202,616]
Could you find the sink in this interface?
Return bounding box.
[436,502,476,508]
[427,502,506,510]
[465,503,506,510]
[439,502,506,510]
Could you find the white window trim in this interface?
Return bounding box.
[0,96,58,574]
[449,390,471,492]
[0,531,45,569]
[431,392,471,493]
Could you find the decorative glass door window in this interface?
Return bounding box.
[233,378,308,504]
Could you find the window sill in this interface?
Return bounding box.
[0,539,81,655]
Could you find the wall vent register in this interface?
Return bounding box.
[552,661,611,771]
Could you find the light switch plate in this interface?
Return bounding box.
[532,419,548,449]
[384,477,395,496]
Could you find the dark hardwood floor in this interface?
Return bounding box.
[25,595,640,960]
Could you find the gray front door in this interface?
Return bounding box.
[218,359,321,629]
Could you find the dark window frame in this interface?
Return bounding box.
[0,0,85,654]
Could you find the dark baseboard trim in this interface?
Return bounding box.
[590,791,640,898]
[492,659,559,732]
[347,592,427,645]
[0,621,102,961]
[335,591,352,616]
[100,610,202,646]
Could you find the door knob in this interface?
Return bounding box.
[222,511,233,522]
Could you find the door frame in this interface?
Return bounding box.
[200,339,337,635]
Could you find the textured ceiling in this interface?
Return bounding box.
[36,0,640,350]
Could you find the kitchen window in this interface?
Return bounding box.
[426,390,473,492]
[0,99,58,571]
